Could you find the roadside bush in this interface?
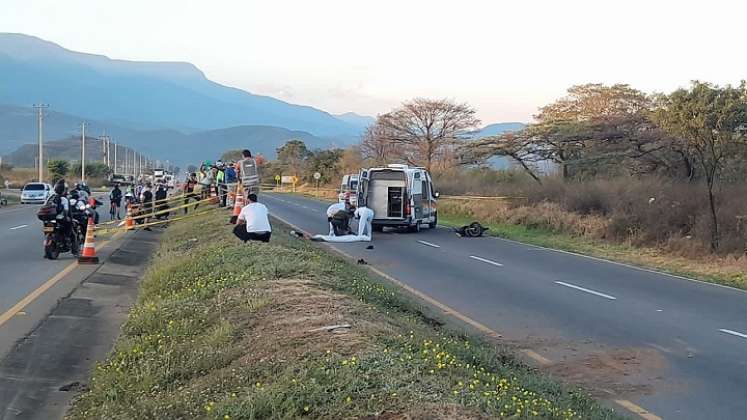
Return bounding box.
[438,170,746,256]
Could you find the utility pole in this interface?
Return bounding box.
[113,141,117,174]
[33,104,49,182]
[81,122,87,182]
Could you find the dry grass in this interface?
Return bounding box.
[0,167,109,188]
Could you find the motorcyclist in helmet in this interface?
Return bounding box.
[48,179,79,256]
[68,189,90,238]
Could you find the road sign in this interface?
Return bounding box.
[313,172,321,180]
[274,175,281,181]
[292,175,299,184]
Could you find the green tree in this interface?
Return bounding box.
[306,148,344,183]
[276,139,310,176]
[653,81,747,250]
[461,83,693,181]
[47,159,69,183]
[70,162,111,179]
[369,98,480,171]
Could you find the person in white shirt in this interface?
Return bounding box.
[326,201,346,235]
[232,193,272,243]
[354,206,374,238]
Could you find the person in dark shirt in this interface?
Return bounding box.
[183,173,199,214]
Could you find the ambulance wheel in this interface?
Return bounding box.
[428,213,438,229]
[373,224,384,232]
[408,223,420,233]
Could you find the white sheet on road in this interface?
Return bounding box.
[312,233,371,242]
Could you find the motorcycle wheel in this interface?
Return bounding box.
[44,241,60,260]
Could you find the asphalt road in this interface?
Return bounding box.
[262,192,747,420]
[0,196,112,316]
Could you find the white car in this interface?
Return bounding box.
[20,182,52,204]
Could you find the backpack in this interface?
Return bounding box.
[37,195,62,221]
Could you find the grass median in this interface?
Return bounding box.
[69,210,621,419]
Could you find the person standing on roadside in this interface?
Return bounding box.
[183,173,199,214]
[199,166,214,201]
[109,184,123,220]
[237,149,260,199]
[215,163,227,207]
[155,183,169,221]
[232,193,271,243]
[140,182,154,231]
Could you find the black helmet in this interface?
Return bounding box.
[54,180,66,195]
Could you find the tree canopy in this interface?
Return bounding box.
[365,98,480,171]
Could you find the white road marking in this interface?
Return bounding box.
[9,224,28,230]
[469,255,504,267]
[492,235,747,295]
[554,281,617,300]
[417,240,441,248]
[719,329,747,339]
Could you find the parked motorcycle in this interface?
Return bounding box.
[38,197,83,260]
[40,218,81,260]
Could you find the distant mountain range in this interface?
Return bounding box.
[0,33,365,134]
[470,122,527,170]
[473,122,526,138]
[0,32,528,169]
[333,112,376,129]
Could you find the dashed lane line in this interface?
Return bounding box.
[417,240,441,248]
[554,281,617,300]
[469,255,504,267]
[9,224,28,230]
[719,329,747,339]
[269,212,659,420]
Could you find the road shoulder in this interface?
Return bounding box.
[0,230,161,420]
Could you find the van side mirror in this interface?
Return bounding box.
[434,192,440,198]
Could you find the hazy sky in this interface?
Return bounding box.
[2,0,746,124]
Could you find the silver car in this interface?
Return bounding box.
[20,182,52,204]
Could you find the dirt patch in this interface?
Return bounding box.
[544,347,668,398]
[362,404,489,420]
[238,278,395,366]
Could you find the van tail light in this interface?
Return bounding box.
[404,198,411,217]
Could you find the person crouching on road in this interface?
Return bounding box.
[326,196,353,236]
[232,193,271,243]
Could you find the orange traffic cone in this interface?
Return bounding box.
[210,187,219,204]
[125,204,135,231]
[227,190,236,208]
[78,216,99,264]
[230,190,245,224]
